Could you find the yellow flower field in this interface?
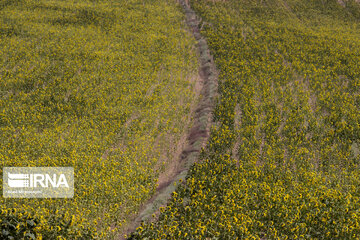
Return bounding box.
[133,0,360,239]
[0,0,198,238]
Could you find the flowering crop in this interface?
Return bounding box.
[0,0,198,238]
[132,0,360,239]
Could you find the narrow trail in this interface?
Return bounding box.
[121,1,218,238]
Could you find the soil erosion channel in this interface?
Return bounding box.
[122,1,218,238]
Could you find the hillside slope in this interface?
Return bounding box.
[132,0,360,239]
[0,0,198,238]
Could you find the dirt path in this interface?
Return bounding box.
[120,1,218,238]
